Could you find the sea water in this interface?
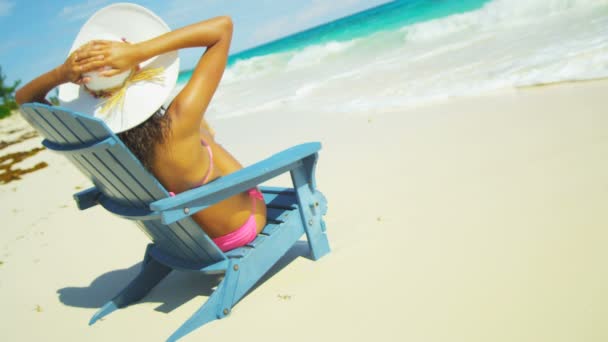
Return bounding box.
[176,0,608,118]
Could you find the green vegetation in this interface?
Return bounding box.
[49,95,60,106]
[0,66,21,119]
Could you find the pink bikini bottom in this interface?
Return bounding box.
[211,188,263,252]
[169,188,263,252]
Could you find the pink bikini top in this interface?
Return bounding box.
[168,139,213,197]
[168,139,263,203]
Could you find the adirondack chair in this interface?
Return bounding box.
[19,103,330,341]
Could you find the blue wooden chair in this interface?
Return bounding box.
[19,103,330,341]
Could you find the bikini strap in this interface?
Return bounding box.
[196,138,214,186]
[247,188,263,214]
[168,138,215,196]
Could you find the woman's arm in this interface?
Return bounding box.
[158,16,233,137]
[86,16,233,136]
[15,45,103,105]
[15,67,64,105]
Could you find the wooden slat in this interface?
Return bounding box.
[77,152,143,207]
[246,235,267,248]
[261,187,298,210]
[70,109,112,140]
[94,148,156,205]
[151,221,198,261]
[24,108,110,193]
[19,107,55,140]
[25,107,66,143]
[47,107,139,204]
[25,107,142,208]
[48,105,160,214]
[71,154,122,200]
[134,221,156,242]
[106,144,167,200]
[171,220,224,263]
[266,201,297,210]
[267,207,296,223]
[262,205,299,236]
[27,105,110,142]
[141,221,195,261]
[22,108,107,192]
[261,222,282,236]
[36,106,83,144]
[225,246,253,259]
[50,107,100,143]
[259,186,294,194]
[165,222,211,261]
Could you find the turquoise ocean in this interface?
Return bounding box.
[175,0,608,119]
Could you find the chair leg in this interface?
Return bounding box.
[166,261,239,342]
[89,253,172,325]
[306,218,331,260]
[165,287,223,342]
[291,163,331,261]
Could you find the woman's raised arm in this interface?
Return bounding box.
[15,44,105,105]
[163,16,233,136]
[86,16,233,136]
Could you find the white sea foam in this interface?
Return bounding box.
[286,40,358,71]
[205,0,608,119]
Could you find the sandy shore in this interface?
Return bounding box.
[1,80,607,341]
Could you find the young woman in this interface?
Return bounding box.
[15,7,266,252]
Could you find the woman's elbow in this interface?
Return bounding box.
[15,88,27,105]
[217,16,233,36]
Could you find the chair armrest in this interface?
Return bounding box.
[150,142,321,224]
[73,187,101,210]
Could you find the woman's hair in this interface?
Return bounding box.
[117,106,171,172]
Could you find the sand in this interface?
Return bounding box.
[1,80,607,341]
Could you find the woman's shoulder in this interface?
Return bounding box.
[165,99,199,137]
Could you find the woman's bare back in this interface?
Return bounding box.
[152,124,266,239]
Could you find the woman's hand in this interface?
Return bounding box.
[16,39,142,105]
[60,42,106,84]
[15,43,103,104]
[84,40,142,77]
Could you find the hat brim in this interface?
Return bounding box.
[58,3,179,133]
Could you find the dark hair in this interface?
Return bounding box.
[117,107,171,172]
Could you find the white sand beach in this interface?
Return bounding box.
[1,80,607,341]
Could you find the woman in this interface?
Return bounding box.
[15,5,266,252]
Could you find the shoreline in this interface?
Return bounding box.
[1,79,607,341]
[515,76,608,90]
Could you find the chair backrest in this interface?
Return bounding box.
[19,103,226,266]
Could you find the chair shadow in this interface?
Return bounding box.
[57,240,313,314]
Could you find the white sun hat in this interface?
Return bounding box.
[58,3,179,133]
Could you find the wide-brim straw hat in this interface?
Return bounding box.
[58,3,179,133]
